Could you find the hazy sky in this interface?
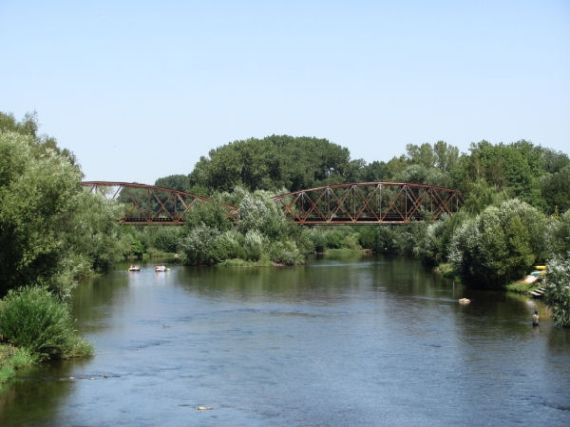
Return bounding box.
[1,0,569,184]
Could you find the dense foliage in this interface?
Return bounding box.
[167,138,570,217]
[180,189,309,266]
[449,200,547,288]
[0,111,122,375]
[0,117,126,297]
[548,210,570,257]
[544,255,570,327]
[188,135,354,193]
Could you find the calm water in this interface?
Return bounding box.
[1,257,569,426]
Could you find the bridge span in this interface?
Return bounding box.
[81,181,208,225]
[81,181,461,225]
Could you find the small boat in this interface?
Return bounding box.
[530,288,546,299]
[128,265,141,272]
[458,298,471,305]
[154,265,168,272]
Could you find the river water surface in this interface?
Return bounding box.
[1,257,569,426]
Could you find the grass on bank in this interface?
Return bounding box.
[0,344,35,385]
[0,287,92,366]
[217,258,275,268]
[506,281,533,294]
[433,263,462,281]
[140,249,182,263]
[323,248,370,260]
[505,280,544,294]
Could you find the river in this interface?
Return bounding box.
[1,257,569,426]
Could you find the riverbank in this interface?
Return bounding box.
[0,287,93,389]
[0,344,35,386]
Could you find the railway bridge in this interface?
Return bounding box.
[81,181,462,225]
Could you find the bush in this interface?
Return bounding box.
[0,287,92,360]
[238,190,287,238]
[213,230,245,260]
[374,227,400,255]
[450,199,547,288]
[150,227,183,253]
[0,344,35,384]
[269,240,304,265]
[341,233,361,250]
[180,225,220,265]
[397,223,428,256]
[416,213,466,266]
[544,254,570,327]
[320,229,351,249]
[294,228,316,256]
[185,196,233,232]
[243,230,266,261]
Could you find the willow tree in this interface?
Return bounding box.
[449,199,547,288]
[0,130,125,297]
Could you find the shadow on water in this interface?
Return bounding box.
[0,358,89,426]
[173,261,370,304]
[71,270,130,331]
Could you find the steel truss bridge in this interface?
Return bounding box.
[81,181,462,225]
[81,181,208,225]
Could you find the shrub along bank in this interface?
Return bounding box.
[0,287,92,362]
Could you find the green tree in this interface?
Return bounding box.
[188,135,352,192]
[544,254,570,327]
[450,199,547,288]
[155,175,190,192]
[237,189,287,238]
[541,165,570,214]
[0,129,123,296]
[184,195,233,232]
[416,213,466,266]
[460,141,547,208]
[0,131,83,295]
[0,112,77,166]
[179,225,220,265]
[547,210,570,257]
[461,180,509,215]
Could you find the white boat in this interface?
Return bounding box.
[128,265,141,272]
[154,265,167,272]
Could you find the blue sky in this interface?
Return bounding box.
[1,0,569,184]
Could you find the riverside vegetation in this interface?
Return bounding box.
[0,113,127,384]
[1,112,570,384]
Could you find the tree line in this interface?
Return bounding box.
[156,135,569,215]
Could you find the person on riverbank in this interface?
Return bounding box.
[532,310,539,327]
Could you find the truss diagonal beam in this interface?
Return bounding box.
[272,182,462,225]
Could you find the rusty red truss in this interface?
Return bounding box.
[272,182,462,225]
[81,181,209,225]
